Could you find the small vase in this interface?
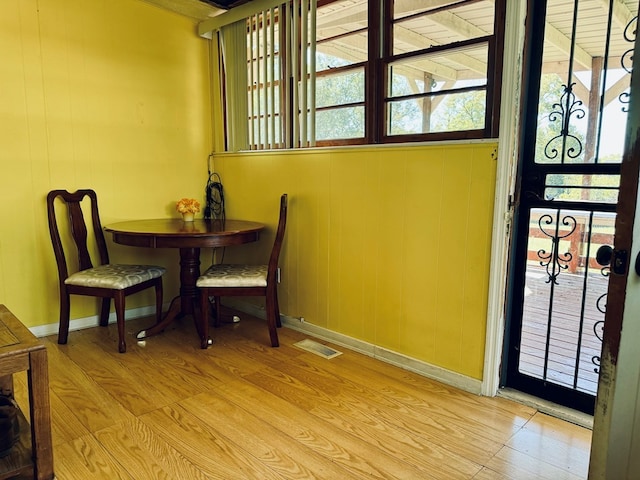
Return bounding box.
[181,212,195,222]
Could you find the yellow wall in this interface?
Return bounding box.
[214,143,497,380]
[1,0,497,381]
[0,0,211,326]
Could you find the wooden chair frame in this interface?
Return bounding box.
[46,189,164,353]
[198,194,287,348]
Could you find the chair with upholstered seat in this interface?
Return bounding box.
[47,189,166,353]
[197,194,288,348]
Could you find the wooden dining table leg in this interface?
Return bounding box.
[178,247,200,315]
[136,247,201,339]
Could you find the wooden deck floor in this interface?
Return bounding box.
[519,266,608,396]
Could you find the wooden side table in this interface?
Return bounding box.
[0,305,53,480]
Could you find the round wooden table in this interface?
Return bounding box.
[104,218,264,347]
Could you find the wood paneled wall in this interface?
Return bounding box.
[1,0,498,383]
[214,142,498,380]
[0,0,212,327]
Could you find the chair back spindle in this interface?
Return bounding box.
[47,189,111,278]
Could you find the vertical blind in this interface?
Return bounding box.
[219,0,317,151]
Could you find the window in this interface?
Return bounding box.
[214,0,505,150]
[315,0,367,143]
[381,0,504,143]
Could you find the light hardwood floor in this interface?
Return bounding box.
[13,308,592,479]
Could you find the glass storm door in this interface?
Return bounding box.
[503,0,637,414]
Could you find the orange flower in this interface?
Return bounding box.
[176,198,201,214]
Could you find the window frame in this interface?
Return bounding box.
[314,0,506,147]
[213,0,507,150]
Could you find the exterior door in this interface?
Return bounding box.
[502,0,637,414]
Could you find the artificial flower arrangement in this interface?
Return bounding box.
[176,198,201,214]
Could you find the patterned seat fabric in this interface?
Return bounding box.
[65,264,166,289]
[196,264,267,287]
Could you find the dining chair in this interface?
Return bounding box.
[46,189,166,353]
[197,194,288,348]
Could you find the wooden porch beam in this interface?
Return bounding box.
[594,0,634,31]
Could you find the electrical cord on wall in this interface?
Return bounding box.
[204,160,226,266]
[204,171,225,220]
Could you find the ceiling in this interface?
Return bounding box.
[139,0,227,20]
[140,0,638,105]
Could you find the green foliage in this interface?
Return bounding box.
[316,107,365,140]
[431,90,486,131]
[315,53,365,139]
[535,74,619,203]
[545,173,619,203]
[534,74,586,164]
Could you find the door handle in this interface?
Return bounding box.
[596,245,629,275]
[636,251,640,276]
[596,245,613,266]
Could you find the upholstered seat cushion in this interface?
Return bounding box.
[196,264,268,287]
[65,264,166,289]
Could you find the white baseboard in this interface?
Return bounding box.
[34,300,481,396]
[230,301,483,396]
[29,304,164,338]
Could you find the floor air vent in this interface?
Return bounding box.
[293,339,342,359]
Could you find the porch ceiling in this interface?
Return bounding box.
[139,0,224,19]
[141,0,638,92]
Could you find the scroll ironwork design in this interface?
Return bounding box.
[544,83,585,162]
[592,318,605,373]
[619,16,637,112]
[592,257,611,374]
[536,213,577,284]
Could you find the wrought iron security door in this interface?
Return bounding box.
[503,0,637,414]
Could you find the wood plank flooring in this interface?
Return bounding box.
[12,309,591,479]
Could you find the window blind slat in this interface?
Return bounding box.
[248,15,256,149]
[284,2,292,148]
[220,20,249,152]
[269,7,277,147]
[219,1,316,151]
[309,0,316,146]
[292,0,300,147]
[262,11,268,148]
[300,0,308,147]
